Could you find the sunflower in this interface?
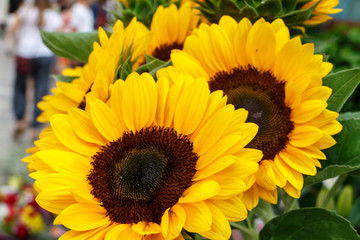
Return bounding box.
[158,16,342,210]
[301,0,342,26]
[37,19,152,123]
[134,3,199,68]
[28,72,262,239]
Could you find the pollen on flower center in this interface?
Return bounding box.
[152,42,184,62]
[114,148,168,202]
[88,126,198,224]
[209,66,294,160]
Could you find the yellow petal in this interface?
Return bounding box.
[298,146,326,160]
[209,197,248,222]
[171,51,209,79]
[303,86,332,101]
[246,20,276,70]
[60,224,110,240]
[312,133,336,150]
[121,72,157,131]
[35,150,90,175]
[174,77,209,135]
[291,100,327,124]
[289,125,323,147]
[105,224,142,240]
[179,180,220,203]
[241,185,259,211]
[274,155,304,190]
[280,145,317,176]
[58,203,109,231]
[161,205,186,240]
[193,155,236,181]
[258,185,278,204]
[283,182,301,198]
[68,108,107,145]
[132,222,161,235]
[256,160,277,190]
[89,99,123,142]
[155,76,170,126]
[180,202,212,232]
[51,114,99,156]
[36,190,76,214]
[199,201,231,240]
[319,120,342,135]
[192,104,235,155]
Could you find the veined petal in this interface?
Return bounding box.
[58,203,109,231]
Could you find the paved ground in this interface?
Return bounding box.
[0,37,35,184]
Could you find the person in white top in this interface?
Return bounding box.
[9,0,63,139]
[69,0,95,32]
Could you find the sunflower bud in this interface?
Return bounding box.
[316,188,335,210]
[195,0,341,35]
[336,185,354,218]
[115,0,177,27]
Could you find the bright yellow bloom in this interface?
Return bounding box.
[301,0,342,25]
[27,72,262,239]
[135,3,199,68]
[37,19,152,123]
[20,205,46,233]
[159,16,342,210]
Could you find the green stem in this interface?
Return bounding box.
[320,174,347,208]
[253,199,274,223]
[279,188,299,213]
[285,197,299,212]
[230,222,259,240]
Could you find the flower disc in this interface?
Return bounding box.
[89,127,198,224]
[209,66,294,160]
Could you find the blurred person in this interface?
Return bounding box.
[9,0,63,139]
[69,0,95,32]
[91,0,107,29]
[4,0,23,55]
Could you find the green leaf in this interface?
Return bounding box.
[349,198,360,227]
[135,54,167,74]
[323,68,360,112]
[304,112,360,186]
[41,31,100,62]
[50,74,77,83]
[148,60,172,80]
[259,208,360,240]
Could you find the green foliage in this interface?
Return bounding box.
[109,0,178,28]
[336,185,354,218]
[195,0,315,35]
[304,112,360,186]
[315,188,335,210]
[323,68,360,112]
[349,198,360,227]
[41,31,102,63]
[260,208,360,240]
[50,75,77,83]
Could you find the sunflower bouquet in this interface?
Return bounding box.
[21,0,360,239]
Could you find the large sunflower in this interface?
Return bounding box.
[159,16,342,210]
[301,0,341,25]
[27,72,262,239]
[37,19,152,123]
[135,3,199,68]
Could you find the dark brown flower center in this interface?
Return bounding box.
[88,126,198,224]
[209,65,294,160]
[152,42,184,62]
